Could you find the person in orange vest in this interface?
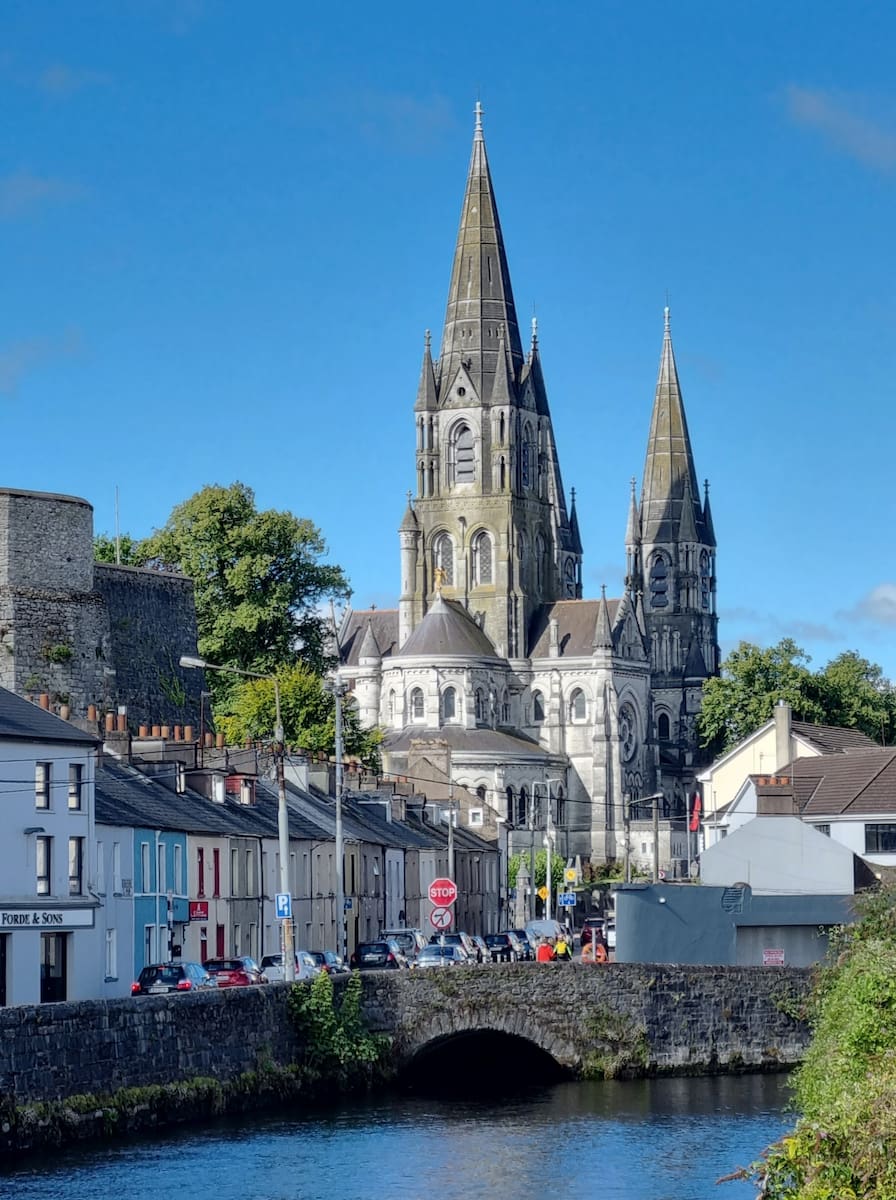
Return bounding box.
[594,939,609,963]
[535,938,555,963]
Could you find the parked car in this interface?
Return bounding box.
[510,929,535,961]
[414,944,468,969]
[260,951,320,982]
[603,918,617,951]
[484,931,523,963]
[428,931,477,960]
[379,928,428,962]
[131,961,217,995]
[526,918,564,945]
[202,956,266,987]
[349,939,409,970]
[471,934,490,963]
[308,951,350,976]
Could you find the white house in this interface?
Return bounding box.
[0,688,99,1005]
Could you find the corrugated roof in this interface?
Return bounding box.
[0,687,97,746]
[528,598,620,658]
[789,749,896,817]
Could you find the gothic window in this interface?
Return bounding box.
[441,687,456,722]
[619,702,637,763]
[521,422,534,488]
[535,533,546,592]
[471,530,493,586]
[501,689,510,723]
[499,412,506,444]
[388,690,396,721]
[700,550,711,611]
[410,688,424,721]
[432,532,454,586]
[649,554,669,608]
[555,787,565,828]
[505,786,515,823]
[517,787,529,827]
[657,712,671,741]
[475,689,485,722]
[532,690,545,723]
[500,456,506,489]
[564,558,576,597]
[517,531,526,568]
[451,422,475,484]
[476,785,487,805]
[569,688,586,722]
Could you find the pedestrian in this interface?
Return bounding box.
[536,938,555,963]
[594,939,608,964]
[554,934,572,963]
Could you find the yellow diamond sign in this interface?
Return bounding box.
[537,886,548,901]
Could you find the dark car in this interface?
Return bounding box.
[202,956,266,987]
[309,951,350,976]
[349,939,408,970]
[580,917,606,948]
[485,931,523,963]
[510,929,535,961]
[131,961,217,995]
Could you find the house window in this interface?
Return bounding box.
[105,927,117,980]
[246,848,255,894]
[231,848,240,896]
[469,809,484,827]
[157,843,166,894]
[35,762,51,809]
[815,824,831,837]
[865,824,896,854]
[555,788,565,827]
[388,690,396,720]
[521,423,534,488]
[112,842,121,893]
[144,925,155,967]
[452,423,475,483]
[532,691,545,723]
[197,846,206,897]
[68,763,83,810]
[564,559,576,597]
[471,531,493,585]
[432,532,454,586]
[650,555,669,608]
[411,687,425,721]
[213,847,221,897]
[140,842,150,893]
[68,837,84,895]
[36,836,52,895]
[476,785,487,805]
[173,843,183,893]
[535,534,546,592]
[657,713,671,741]
[441,687,456,722]
[569,688,587,721]
[96,841,105,893]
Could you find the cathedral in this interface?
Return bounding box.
[339,106,719,863]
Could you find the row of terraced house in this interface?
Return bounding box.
[0,686,501,1006]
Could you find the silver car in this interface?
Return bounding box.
[259,951,320,982]
[414,944,468,969]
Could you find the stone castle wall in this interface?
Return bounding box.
[0,488,201,725]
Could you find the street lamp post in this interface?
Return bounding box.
[532,776,564,921]
[179,655,295,983]
[323,675,348,963]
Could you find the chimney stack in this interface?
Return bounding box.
[774,700,792,771]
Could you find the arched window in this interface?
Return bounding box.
[517,787,529,827]
[388,690,396,720]
[555,787,565,828]
[521,422,534,488]
[700,550,711,611]
[658,712,671,741]
[505,786,515,823]
[501,689,510,723]
[432,533,454,586]
[500,456,506,489]
[564,558,576,597]
[532,690,545,723]
[569,688,586,722]
[499,412,506,444]
[476,785,487,805]
[475,689,485,721]
[441,687,456,722]
[451,422,475,484]
[535,533,546,592]
[471,530,493,586]
[531,785,542,828]
[650,554,669,608]
[410,688,424,721]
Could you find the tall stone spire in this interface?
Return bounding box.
[436,102,524,403]
[593,585,614,652]
[640,306,704,544]
[415,329,438,411]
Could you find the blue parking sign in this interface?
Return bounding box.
[275,892,292,920]
[558,892,577,906]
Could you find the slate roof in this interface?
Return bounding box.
[396,596,497,659]
[528,598,620,658]
[341,609,399,666]
[383,725,553,760]
[0,686,97,746]
[792,722,878,754]
[788,749,896,818]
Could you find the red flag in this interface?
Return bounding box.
[689,793,702,832]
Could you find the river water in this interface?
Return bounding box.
[2,1074,790,1200]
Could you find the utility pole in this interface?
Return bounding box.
[328,676,347,963]
[653,791,660,884]
[528,787,536,921]
[273,679,296,982]
[447,782,455,883]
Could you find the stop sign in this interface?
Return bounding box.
[428,877,457,906]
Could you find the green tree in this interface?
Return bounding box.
[216,664,381,767]
[508,848,565,891]
[138,482,349,698]
[817,650,895,746]
[94,532,141,565]
[697,639,827,753]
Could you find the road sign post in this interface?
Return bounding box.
[428,877,457,906]
[558,892,577,907]
[430,906,453,931]
[275,892,292,920]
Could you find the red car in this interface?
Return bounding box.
[202,956,267,987]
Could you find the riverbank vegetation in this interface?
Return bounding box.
[749,885,896,1198]
[287,971,389,1090]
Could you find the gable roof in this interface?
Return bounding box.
[791,721,878,754]
[789,749,896,818]
[340,609,399,666]
[0,687,97,746]
[528,598,620,659]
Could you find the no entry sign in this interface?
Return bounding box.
[430,906,453,930]
[428,877,457,906]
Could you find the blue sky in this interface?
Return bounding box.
[2,1,895,678]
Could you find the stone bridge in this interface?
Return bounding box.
[358,962,812,1077]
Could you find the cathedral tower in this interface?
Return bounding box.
[401,105,581,658]
[630,308,719,803]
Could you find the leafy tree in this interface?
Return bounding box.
[698,639,827,753]
[216,664,381,767]
[508,849,565,891]
[138,482,349,698]
[817,651,895,746]
[94,532,141,565]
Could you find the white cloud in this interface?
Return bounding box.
[786,85,896,171]
[847,583,896,627]
[0,330,83,396]
[0,169,86,218]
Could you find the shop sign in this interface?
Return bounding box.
[0,908,94,929]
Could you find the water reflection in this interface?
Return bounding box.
[4,1074,791,1200]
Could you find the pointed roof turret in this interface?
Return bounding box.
[640,306,704,544]
[490,323,514,406]
[414,329,438,411]
[678,472,699,542]
[625,477,641,546]
[399,492,419,533]
[593,585,614,652]
[702,479,717,548]
[436,103,524,403]
[358,619,382,663]
[569,487,583,556]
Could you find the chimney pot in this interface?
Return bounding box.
[105,712,115,732]
[204,732,214,748]
[116,713,127,733]
[161,724,170,739]
[184,725,194,742]
[216,732,225,749]
[138,725,149,738]
[59,704,71,721]
[87,704,97,722]
[151,724,161,738]
[173,725,182,742]
[39,694,50,710]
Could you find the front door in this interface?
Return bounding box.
[40,933,67,1003]
[0,935,7,1006]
